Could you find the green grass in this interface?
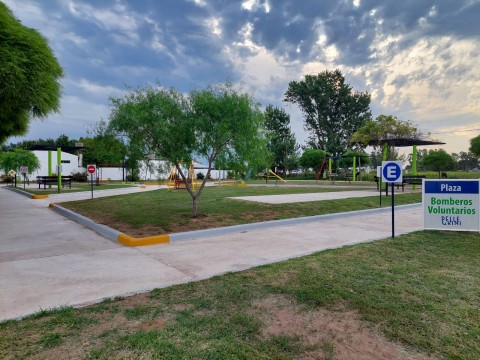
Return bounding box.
[1,230,479,359]
[61,185,421,235]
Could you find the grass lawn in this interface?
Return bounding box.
[1,230,478,359]
[60,186,422,236]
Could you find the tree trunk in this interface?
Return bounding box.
[192,196,198,218]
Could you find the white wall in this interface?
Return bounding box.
[30,151,82,178]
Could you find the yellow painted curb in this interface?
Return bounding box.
[117,233,170,246]
[32,194,49,199]
[140,185,147,189]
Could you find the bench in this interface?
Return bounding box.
[36,176,73,190]
[345,171,360,182]
[374,175,426,192]
[403,175,426,186]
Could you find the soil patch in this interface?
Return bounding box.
[253,294,436,360]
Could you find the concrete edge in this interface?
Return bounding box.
[169,203,423,242]
[4,186,49,199]
[117,233,170,246]
[49,203,170,246]
[49,198,421,246]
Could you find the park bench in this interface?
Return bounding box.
[374,175,426,192]
[36,175,73,190]
[403,175,426,186]
[344,171,360,183]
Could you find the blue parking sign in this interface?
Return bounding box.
[381,161,403,183]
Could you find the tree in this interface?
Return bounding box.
[284,69,370,155]
[470,135,480,158]
[264,105,298,173]
[421,149,455,178]
[284,154,300,175]
[299,149,328,173]
[455,151,479,172]
[0,3,63,144]
[351,114,421,160]
[109,83,269,217]
[0,149,40,175]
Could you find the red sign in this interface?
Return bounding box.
[87,165,96,174]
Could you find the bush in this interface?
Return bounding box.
[126,174,138,182]
[71,171,87,182]
[196,172,205,180]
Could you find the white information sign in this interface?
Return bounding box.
[423,179,479,232]
[381,161,403,184]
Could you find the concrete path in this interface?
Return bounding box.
[28,184,165,205]
[230,189,383,204]
[0,187,423,321]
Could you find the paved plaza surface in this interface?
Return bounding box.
[0,186,423,321]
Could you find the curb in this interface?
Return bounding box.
[5,186,49,199]
[48,198,421,246]
[49,203,170,246]
[169,203,422,242]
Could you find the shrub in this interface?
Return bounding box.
[196,172,205,180]
[71,171,88,182]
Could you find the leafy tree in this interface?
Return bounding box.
[284,69,370,155]
[0,3,63,144]
[0,149,40,175]
[351,114,421,160]
[284,154,300,175]
[299,149,328,174]
[80,121,127,166]
[109,83,268,217]
[0,137,56,152]
[455,151,479,172]
[421,149,455,178]
[264,105,298,173]
[470,135,480,158]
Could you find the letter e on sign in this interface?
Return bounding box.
[381,161,403,183]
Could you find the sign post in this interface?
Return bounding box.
[8,169,16,188]
[423,180,479,232]
[20,166,28,190]
[87,164,96,199]
[382,161,403,238]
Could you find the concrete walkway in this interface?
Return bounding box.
[0,187,423,321]
[230,189,383,204]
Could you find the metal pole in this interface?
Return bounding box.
[91,174,94,199]
[391,183,395,238]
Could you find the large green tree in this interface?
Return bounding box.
[0,149,40,175]
[421,149,455,178]
[284,69,370,155]
[470,135,480,158]
[0,3,63,144]
[299,149,328,173]
[109,83,269,217]
[264,105,298,173]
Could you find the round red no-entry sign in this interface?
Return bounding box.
[87,165,96,174]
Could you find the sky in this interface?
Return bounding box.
[4,0,480,155]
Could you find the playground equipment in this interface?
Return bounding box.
[258,169,287,183]
[167,162,198,191]
[317,154,368,183]
[317,157,336,183]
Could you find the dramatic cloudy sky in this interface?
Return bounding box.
[4,0,480,154]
